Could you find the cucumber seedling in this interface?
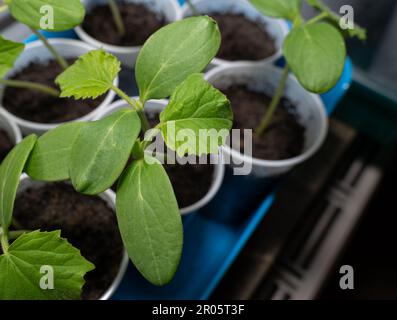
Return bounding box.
[0,135,94,300]
[250,0,366,135]
[18,16,232,290]
[2,0,85,69]
[0,36,59,97]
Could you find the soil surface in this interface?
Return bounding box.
[211,13,276,61]
[2,59,104,124]
[163,160,215,209]
[82,2,165,46]
[222,85,305,160]
[13,183,124,300]
[0,129,14,162]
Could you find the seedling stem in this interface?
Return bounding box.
[30,28,69,70]
[0,79,60,97]
[108,0,125,36]
[255,65,289,136]
[111,85,151,132]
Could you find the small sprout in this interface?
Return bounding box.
[250,0,367,136]
[0,36,60,97]
[3,0,86,69]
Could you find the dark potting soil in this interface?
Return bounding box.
[164,161,215,209]
[0,129,14,162]
[211,14,276,61]
[82,2,165,46]
[2,59,104,124]
[13,183,124,300]
[222,85,305,160]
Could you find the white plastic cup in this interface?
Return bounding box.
[93,98,225,215]
[0,109,22,146]
[17,175,129,300]
[182,0,289,68]
[0,39,119,136]
[75,0,182,68]
[205,63,328,178]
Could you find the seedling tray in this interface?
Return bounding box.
[23,11,352,299]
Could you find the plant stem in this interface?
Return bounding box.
[255,65,290,136]
[111,85,150,133]
[185,0,199,15]
[306,11,328,25]
[30,28,69,70]
[141,124,161,150]
[1,230,9,253]
[107,0,125,36]
[0,78,59,97]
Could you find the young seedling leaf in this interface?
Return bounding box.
[0,36,24,78]
[70,109,140,195]
[56,49,120,100]
[159,73,232,156]
[283,22,346,93]
[0,134,36,229]
[25,122,86,181]
[250,0,302,20]
[0,230,94,300]
[6,0,85,31]
[116,158,182,286]
[136,16,221,103]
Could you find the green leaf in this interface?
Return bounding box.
[283,23,346,93]
[136,16,221,103]
[159,73,232,156]
[116,158,182,286]
[56,49,120,100]
[6,0,85,31]
[0,36,24,78]
[0,135,36,229]
[250,0,302,20]
[25,122,85,181]
[70,109,140,195]
[0,230,94,300]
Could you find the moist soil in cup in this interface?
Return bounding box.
[82,2,165,46]
[222,85,305,160]
[0,129,14,162]
[12,183,124,300]
[164,160,215,209]
[2,59,105,124]
[211,14,276,61]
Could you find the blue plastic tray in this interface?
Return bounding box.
[23,1,353,298]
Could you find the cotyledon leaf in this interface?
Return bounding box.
[6,0,85,31]
[136,16,221,102]
[0,134,37,229]
[25,122,86,181]
[116,158,183,286]
[70,108,141,195]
